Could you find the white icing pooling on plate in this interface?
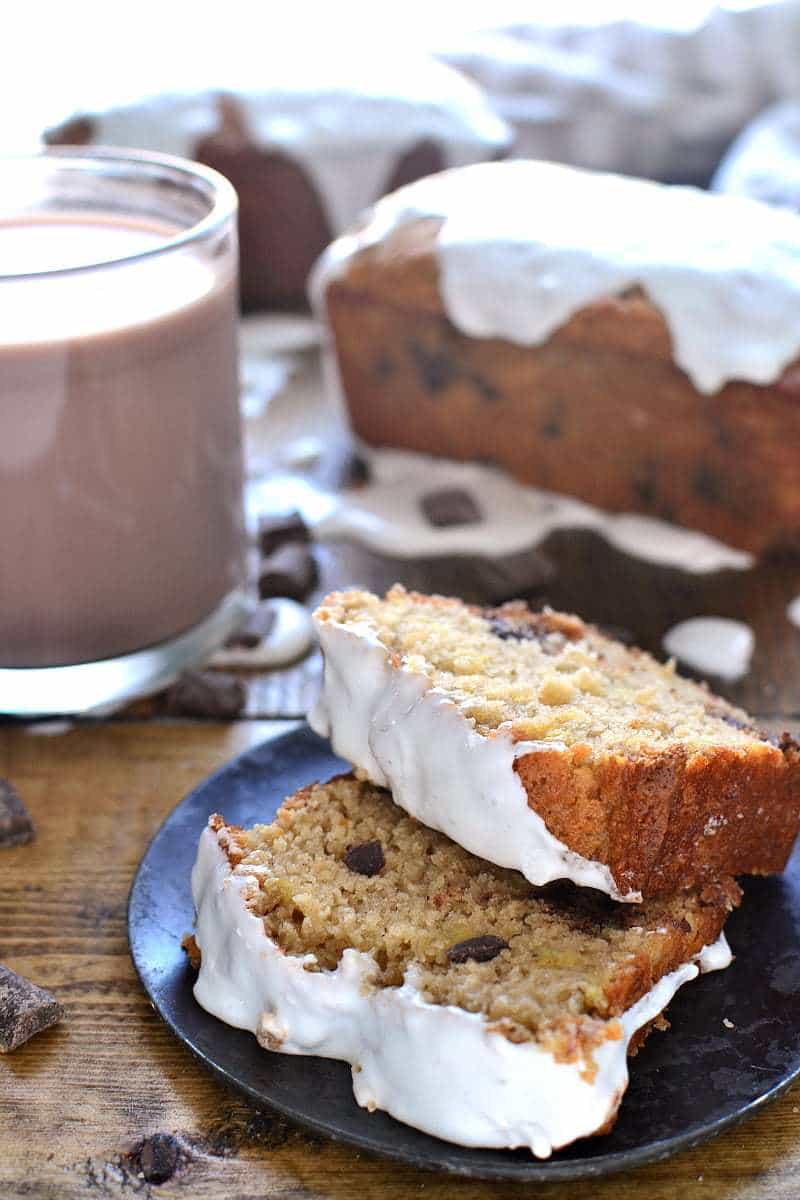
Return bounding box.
[209,599,314,671]
[313,158,800,393]
[309,448,753,573]
[662,617,754,682]
[309,617,639,902]
[69,56,508,238]
[192,828,731,1158]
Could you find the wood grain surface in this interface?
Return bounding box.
[0,716,799,1200]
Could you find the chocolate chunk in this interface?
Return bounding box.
[487,615,541,643]
[632,462,659,509]
[258,544,318,602]
[717,710,751,733]
[420,488,483,528]
[778,730,800,755]
[469,372,501,403]
[138,1133,181,1184]
[692,464,724,505]
[342,452,371,488]
[0,965,64,1052]
[0,779,35,847]
[224,602,277,649]
[409,341,456,393]
[344,840,385,877]
[257,510,310,557]
[487,608,584,650]
[163,671,246,720]
[446,935,509,964]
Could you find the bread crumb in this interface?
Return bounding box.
[540,675,575,705]
[723,1017,734,1029]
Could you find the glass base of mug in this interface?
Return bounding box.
[0,588,252,718]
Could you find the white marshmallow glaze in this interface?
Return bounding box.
[312,158,800,394]
[60,57,509,239]
[192,827,732,1158]
[662,617,755,683]
[312,446,753,573]
[309,617,639,902]
[209,598,315,671]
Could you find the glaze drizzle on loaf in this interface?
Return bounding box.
[314,159,800,393]
[310,587,800,899]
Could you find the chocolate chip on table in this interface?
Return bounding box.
[258,544,318,602]
[446,935,509,964]
[0,779,35,847]
[0,964,64,1052]
[420,488,483,528]
[162,671,246,720]
[137,1133,181,1185]
[224,602,277,649]
[344,840,385,877]
[257,510,310,557]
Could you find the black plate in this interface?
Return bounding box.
[128,726,800,1181]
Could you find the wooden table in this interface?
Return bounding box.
[3,455,800,1198]
[1,711,799,1200]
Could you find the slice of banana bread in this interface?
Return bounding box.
[311,586,800,900]
[191,775,738,1156]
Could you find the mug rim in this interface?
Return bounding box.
[0,146,238,281]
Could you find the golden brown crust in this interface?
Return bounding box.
[324,219,800,555]
[516,738,800,896]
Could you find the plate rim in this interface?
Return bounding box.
[127,725,800,1182]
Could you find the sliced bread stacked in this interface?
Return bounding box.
[190,585,800,1157]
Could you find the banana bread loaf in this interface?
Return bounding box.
[311,586,800,900]
[313,160,800,555]
[46,61,509,311]
[191,775,738,1156]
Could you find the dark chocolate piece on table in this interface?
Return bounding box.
[257,510,310,557]
[446,935,509,964]
[258,544,318,602]
[162,671,246,720]
[343,840,385,877]
[224,602,277,649]
[420,488,483,528]
[0,964,64,1052]
[0,779,35,847]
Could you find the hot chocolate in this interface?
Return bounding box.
[0,212,244,668]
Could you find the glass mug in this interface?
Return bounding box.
[0,149,248,715]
